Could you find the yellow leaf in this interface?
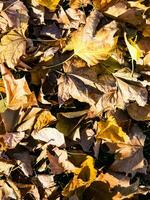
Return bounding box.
[96,116,129,143]
[93,0,119,11]
[34,110,56,130]
[0,64,37,110]
[0,30,26,69]
[0,79,5,94]
[124,32,142,62]
[63,10,118,66]
[69,0,90,9]
[62,156,97,197]
[37,0,61,11]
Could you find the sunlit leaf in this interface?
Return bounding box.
[96,115,129,143]
[36,0,61,11]
[62,156,97,197]
[0,30,27,69]
[63,10,118,66]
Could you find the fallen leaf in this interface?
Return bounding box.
[63,10,118,66]
[127,103,150,121]
[96,115,129,143]
[32,127,65,147]
[0,30,27,69]
[0,64,37,110]
[34,110,56,130]
[3,131,25,149]
[124,32,143,62]
[36,0,61,11]
[93,0,119,11]
[109,124,147,175]
[0,158,15,175]
[0,179,21,200]
[69,0,91,9]
[13,151,34,177]
[47,146,76,174]
[62,156,97,197]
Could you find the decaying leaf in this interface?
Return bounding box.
[0,30,27,69]
[63,10,118,66]
[96,115,129,143]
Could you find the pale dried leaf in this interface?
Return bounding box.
[0,30,27,69]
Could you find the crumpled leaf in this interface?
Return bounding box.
[3,131,25,149]
[0,179,21,200]
[32,127,65,147]
[108,124,147,175]
[0,30,27,69]
[34,110,56,130]
[0,0,29,34]
[63,10,118,66]
[0,158,15,175]
[62,156,97,197]
[0,64,37,110]
[17,107,56,132]
[96,115,129,143]
[36,0,61,11]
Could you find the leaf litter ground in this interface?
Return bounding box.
[0,0,150,199]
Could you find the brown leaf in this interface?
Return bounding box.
[127,103,150,121]
[108,124,147,175]
[47,147,75,175]
[0,0,29,33]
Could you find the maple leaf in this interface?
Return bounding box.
[36,0,61,11]
[0,30,27,69]
[62,156,97,197]
[96,115,129,143]
[63,10,118,66]
[108,124,147,175]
